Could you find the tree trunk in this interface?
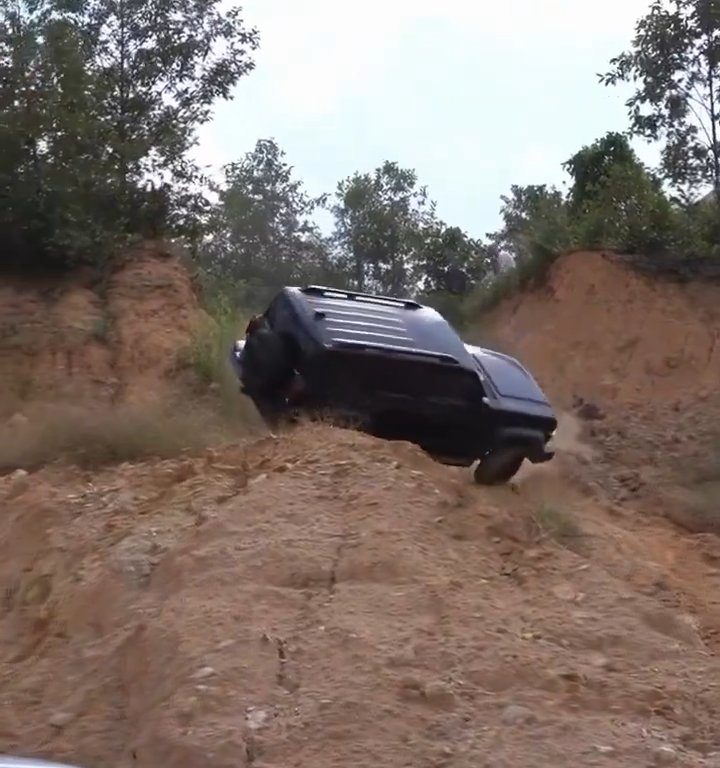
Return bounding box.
[707,44,720,203]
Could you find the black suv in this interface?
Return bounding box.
[230,286,557,485]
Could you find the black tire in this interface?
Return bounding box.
[473,449,524,486]
[252,394,287,430]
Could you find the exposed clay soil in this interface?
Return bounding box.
[0,240,204,411]
[1,248,720,768]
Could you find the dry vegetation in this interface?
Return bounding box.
[0,402,226,472]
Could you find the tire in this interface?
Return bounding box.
[473,449,524,486]
[252,394,287,430]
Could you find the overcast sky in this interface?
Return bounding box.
[195,0,658,238]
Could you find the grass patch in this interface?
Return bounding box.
[183,293,242,387]
[0,402,239,471]
[532,502,585,550]
[177,289,265,428]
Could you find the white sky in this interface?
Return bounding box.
[195,0,658,238]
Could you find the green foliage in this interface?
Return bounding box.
[415,223,491,295]
[4,0,720,326]
[570,159,683,255]
[331,161,437,295]
[469,126,720,314]
[184,293,238,386]
[601,0,720,198]
[491,184,572,268]
[198,139,337,308]
[331,161,489,298]
[0,0,259,269]
[180,287,262,427]
[564,132,644,211]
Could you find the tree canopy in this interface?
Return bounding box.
[0,0,259,267]
[2,0,720,314]
[601,0,720,200]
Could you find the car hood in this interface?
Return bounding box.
[463,342,555,418]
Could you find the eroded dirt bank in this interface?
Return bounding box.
[1,248,720,767]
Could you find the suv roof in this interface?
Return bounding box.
[284,286,476,368]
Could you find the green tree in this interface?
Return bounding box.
[601,0,720,200]
[0,0,259,268]
[571,161,682,254]
[0,2,108,266]
[415,223,491,294]
[563,132,641,211]
[331,161,437,295]
[564,132,682,255]
[82,0,259,224]
[200,139,333,306]
[489,184,570,267]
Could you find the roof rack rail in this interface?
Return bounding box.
[332,339,460,365]
[301,285,421,310]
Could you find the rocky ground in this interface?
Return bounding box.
[2,421,720,768]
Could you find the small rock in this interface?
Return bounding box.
[577,402,605,421]
[249,473,268,486]
[588,652,614,671]
[192,666,216,680]
[398,675,424,701]
[552,583,577,601]
[175,460,197,483]
[49,711,74,729]
[423,681,456,709]
[594,745,615,755]
[652,745,677,765]
[245,707,269,731]
[501,704,537,726]
[6,469,30,499]
[6,412,29,430]
[399,675,423,691]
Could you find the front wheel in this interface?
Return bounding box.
[473,449,524,486]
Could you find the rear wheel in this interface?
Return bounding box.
[473,449,524,486]
[252,394,289,430]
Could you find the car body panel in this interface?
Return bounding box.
[287,286,477,370]
[465,344,556,422]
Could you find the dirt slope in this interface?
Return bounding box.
[2,426,720,768]
[481,251,720,408]
[482,250,720,512]
[2,248,720,767]
[0,240,203,412]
